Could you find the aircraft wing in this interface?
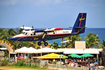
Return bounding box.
[44,28,64,32]
[20,26,32,29]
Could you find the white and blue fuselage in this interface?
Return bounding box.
[11,28,73,41]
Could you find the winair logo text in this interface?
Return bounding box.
[79,18,85,21]
[34,38,39,40]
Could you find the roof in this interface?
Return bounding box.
[15,47,41,53]
[14,47,101,54]
[59,48,99,54]
[0,48,7,50]
[37,47,62,53]
[84,49,99,54]
[63,49,84,54]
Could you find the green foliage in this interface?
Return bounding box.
[51,42,59,49]
[100,40,105,49]
[0,45,4,48]
[14,60,26,66]
[65,35,81,48]
[4,51,9,57]
[0,28,10,41]
[7,28,17,36]
[12,60,39,68]
[1,59,8,66]
[84,33,100,48]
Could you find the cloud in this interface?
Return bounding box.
[0,0,17,5]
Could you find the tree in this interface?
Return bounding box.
[0,28,10,42]
[51,42,59,49]
[65,35,81,48]
[84,33,100,48]
[100,40,105,49]
[7,28,17,36]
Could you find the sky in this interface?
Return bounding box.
[0,0,105,28]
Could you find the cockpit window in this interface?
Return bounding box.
[22,32,25,34]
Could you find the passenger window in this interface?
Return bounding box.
[53,32,55,34]
[34,32,36,35]
[25,33,27,35]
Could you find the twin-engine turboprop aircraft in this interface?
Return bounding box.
[10,13,87,46]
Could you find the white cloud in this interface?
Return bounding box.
[0,0,17,5]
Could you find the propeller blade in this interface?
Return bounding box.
[23,25,24,29]
[32,26,34,29]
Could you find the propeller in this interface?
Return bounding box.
[31,25,37,30]
[23,25,24,30]
[32,25,34,29]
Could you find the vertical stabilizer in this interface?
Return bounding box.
[72,13,87,34]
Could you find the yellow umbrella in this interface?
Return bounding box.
[33,53,68,59]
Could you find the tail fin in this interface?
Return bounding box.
[72,13,87,34]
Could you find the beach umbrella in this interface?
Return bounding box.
[68,54,78,56]
[61,54,68,57]
[33,53,68,59]
[72,55,82,58]
[68,54,82,58]
[81,54,94,57]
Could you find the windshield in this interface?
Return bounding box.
[22,32,25,34]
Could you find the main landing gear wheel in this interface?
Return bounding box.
[38,41,41,46]
[44,42,48,46]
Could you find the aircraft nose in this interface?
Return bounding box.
[10,37,16,40]
[10,37,14,40]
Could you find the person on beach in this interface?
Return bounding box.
[89,65,91,70]
[46,62,48,67]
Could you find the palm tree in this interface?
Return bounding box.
[0,28,10,41]
[65,35,81,48]
[84,33,100,48]
[100,40,105,49]
[50,42,59,49]
[7,28,17,36]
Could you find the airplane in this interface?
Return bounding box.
[10,13,87,46]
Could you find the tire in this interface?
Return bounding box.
[38,42,41,46]
[44,42,48,46]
